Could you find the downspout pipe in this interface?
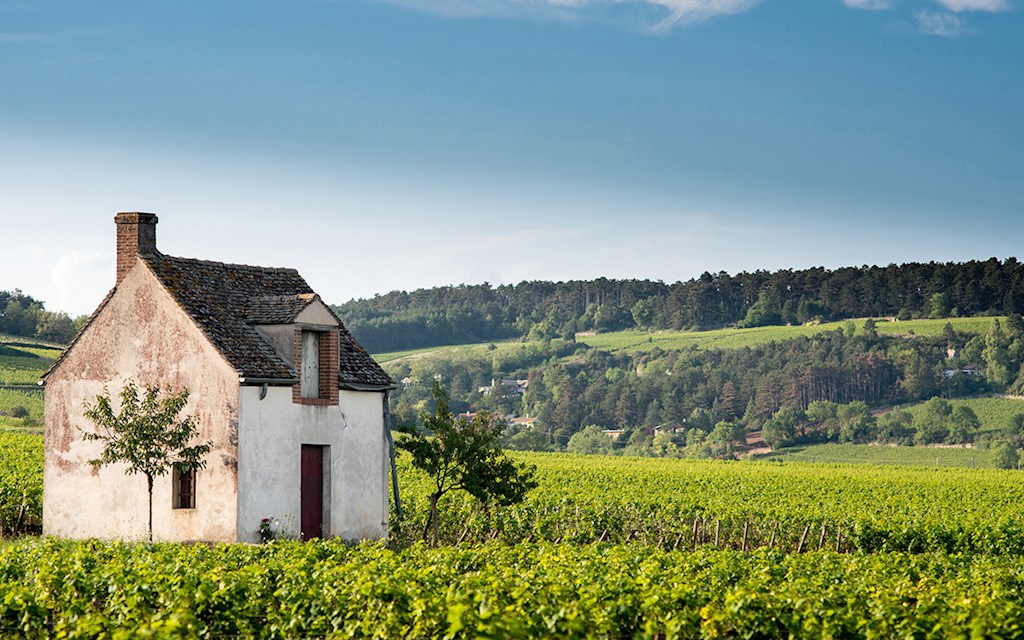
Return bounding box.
[384,390,402,520]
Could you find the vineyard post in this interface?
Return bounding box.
[742,520,749,552]
[692,517,700,548]
[714,520,720,547]
[818,523,827,549]
[797,525,810,553]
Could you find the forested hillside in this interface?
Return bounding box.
[382,317,1024,459]
[334,258,1024,353]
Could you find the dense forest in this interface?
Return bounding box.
[334,258,1024,353]
[0,290,85,344]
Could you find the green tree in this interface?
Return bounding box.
[876,410,914,445]
[740,291,781,328]
[566,425,614,456]
[708,420,745,456]
[862,318,879,339]
[993,441,1019,470]
[928,292,952,319]
[762,406,803,449]
[914,397,952,445]
[947,406,981,444]
[397,382,537,544]
[82,380,211,543]
[837,401,875,444]
[651,431,679,457]
[984,320,1012,387]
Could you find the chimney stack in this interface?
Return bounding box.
[114,212,159,286]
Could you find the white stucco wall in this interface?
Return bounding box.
[44,262,241,542]
[236,386,389,542]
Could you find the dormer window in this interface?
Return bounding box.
[293,327,339,406]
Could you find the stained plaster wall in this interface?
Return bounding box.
[236,386,389,542]
[44,262,241,541]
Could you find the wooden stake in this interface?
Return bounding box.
[741,520,749,552]
[818,523,827,549]
[714,520,721,547]
[797,525,810,553]
[768,522,778,549]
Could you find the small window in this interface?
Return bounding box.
[173,464,196,510]
[301,330,320,398]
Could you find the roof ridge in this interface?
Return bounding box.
[149,253,303,274]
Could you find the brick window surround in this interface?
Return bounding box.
[293,328,339,406]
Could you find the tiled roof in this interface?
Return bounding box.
[143,254,307,380]
[142,254,393,387]
[338,324,393,387]
[245,294,319,325]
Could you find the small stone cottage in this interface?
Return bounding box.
[42,212,394,542]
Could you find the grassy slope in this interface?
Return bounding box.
[577,316,1001,354]
[758,443,1001,468]
[376,316,999,364]
[891,396,1024,434]
[0,335,60,432]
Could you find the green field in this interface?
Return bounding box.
[0,336,57,431]
[577,316,1002,354]
[757,442,1002,468]
[889,395,1024,434]
[373,316,1001,362]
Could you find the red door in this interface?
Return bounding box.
[300,445,324,540]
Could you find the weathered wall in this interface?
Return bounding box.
[236,386,389,542]
[44,262,240,542]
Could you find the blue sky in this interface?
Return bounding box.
[1,0,1021,316]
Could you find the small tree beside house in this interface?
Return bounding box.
[398,381,537,545]
[82,380,212,543]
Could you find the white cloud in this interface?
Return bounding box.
[915,9,968,35]
[380,0,764,31]
[49,251,110,316]
[842,0,891,10]
[934,0,1009,11]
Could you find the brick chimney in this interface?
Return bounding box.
[114,212,159,286]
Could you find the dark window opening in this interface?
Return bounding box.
[173,464,196,510]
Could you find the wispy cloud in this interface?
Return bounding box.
[934,0,1010,11]
[380,0,764,32]
[915,9,968,35]
[842,0,891,10]
[0,32,49,44]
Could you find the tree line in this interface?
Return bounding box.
[0,290,86,345]
[335,258,1024,353]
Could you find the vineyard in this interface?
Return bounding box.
[392,451,1024,553]
[8,433,1024,636]
[0,432,42,536]
[6,539,1024,638]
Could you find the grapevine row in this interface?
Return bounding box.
[4,538,1024,639]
